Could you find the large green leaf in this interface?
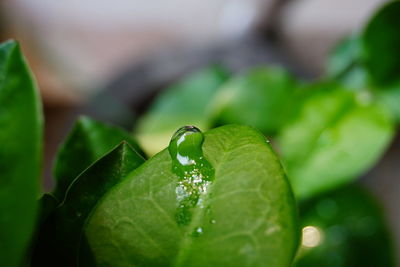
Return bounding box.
[135,66,230,155]
[277,83,394,200]
[32,142,145,266]
[362,0,400,86]
[209,67,298,135]
[295,185,394,267]
[52,116,145,201]
[85,125,299,266]
[0,40,43,266]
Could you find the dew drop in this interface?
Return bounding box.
[169,126,215,226]
[192,227,204,237]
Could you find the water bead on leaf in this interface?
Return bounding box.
[168,126,215,226]
[84,125,298,266]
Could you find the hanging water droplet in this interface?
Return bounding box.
[169,126,215,226]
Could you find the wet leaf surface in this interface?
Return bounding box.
[85,125,299,266]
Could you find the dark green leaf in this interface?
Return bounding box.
[295,185,394,267]
[52,116,145,201]
[37,194,58,226]
[210,66,298,135]
[85,125,299,266]
[277,83,394,200]
[32,142,145,266]
[0,40,43,266]
[362,1,400,86]
[135,66,230,155]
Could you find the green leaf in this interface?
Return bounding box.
[85,125,299,266]
[0,40,43,266]
[295,185,394,267]
[376,82,400,122]
[362,0,400,86]
[209,66,298,135]
[32,142,145,266]
[135,66,230,155]
[52,116,145,201]
[37,194,58,226]
[277,83,394,200]
[326,32,400,123]
[326,35,368,91]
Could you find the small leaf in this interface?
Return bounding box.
[362,0,400,86]
[277,83,394,200]
[0,40,43,266]
[376,83,400,122]
[326,35,368,91]
[210,66,298,135]
[85,125,299,266]
[52,116,145,201]
[326,33,400,123]
[32,142,145,266]
[135,66,230,155]
[296,185,394,267]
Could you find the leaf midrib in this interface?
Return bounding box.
[172,129,250,266]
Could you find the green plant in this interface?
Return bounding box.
[0,1,399,266]
[0,40,42,267]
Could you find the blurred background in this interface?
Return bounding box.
[1,0,398,264]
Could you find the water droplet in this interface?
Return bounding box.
[192,227,204,237]
[302,225,323,248]
[169,126,215,226]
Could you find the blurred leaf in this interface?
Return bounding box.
[376,82,400,122]
[326,33,400,123]
[52,116,145,201]
[326,35,360,77]
[85,125,299,266]
[326,35,367,91]
[30,193,59,261]
[296,185,394,267]
[277,83,394,200]
[0,40,43,266]
[32,142,145,266]
[37,194,58,226]
[135,66,230,155]
[362,0,400,86]
[209,66,298,135]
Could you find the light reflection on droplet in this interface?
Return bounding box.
[192,227,204,237]
[302,225,323,248]
[169,126,215,226]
